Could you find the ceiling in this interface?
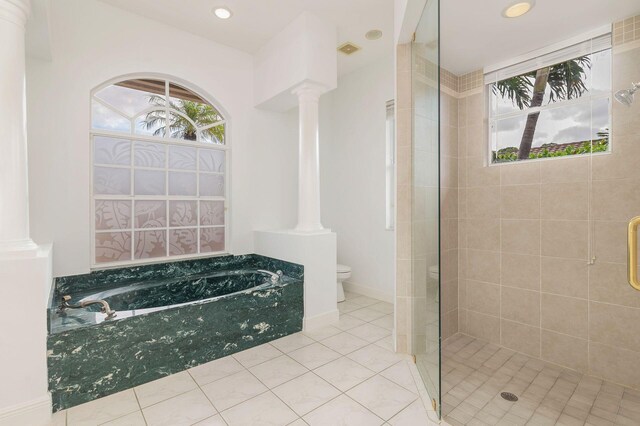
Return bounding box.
[100,0,394,76]
[441,0,640,75]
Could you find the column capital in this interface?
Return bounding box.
[0,0,30,28]
[291,82,328,101]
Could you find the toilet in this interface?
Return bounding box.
[336,264,351,302]
[429,265,439,281]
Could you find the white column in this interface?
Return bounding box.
[292,82,328,234]
[0,0,36,255]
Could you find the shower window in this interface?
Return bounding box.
[487,34,612,163]
[91,77,227,266]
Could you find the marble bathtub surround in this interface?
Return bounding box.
[47,254,303,411]
[50,292,438,426]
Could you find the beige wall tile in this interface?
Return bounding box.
[589,342,640,389]
[591,178,640,222]
[467,280,500,316]
[589,261,640,309]
[541,293,588,339]
[500,162,541,185]
[590,301,640,353]
[541,330,588,373]
[467,249,500,284]
[591,149,640,181]
[458,309,467,333]
[541,183,588,220]
[540,257,588,299]
[594,220,632,264]
[502,287,540,327]
[541,220,588,260]
[501,185,541,220]
[467,186,500,219]
[501,253,540,290]
[467,310,500,344]
[501,319,540,358]
[466,218,500,251]
[466,127,487,158]
[539,157,589,184]
[501,219,541,255]
[467,157,499,187]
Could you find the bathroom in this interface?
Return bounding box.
[1,0,640,425]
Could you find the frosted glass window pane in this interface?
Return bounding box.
[135,109,166,137]
[135,200,166,228]
[169,172,196,196]
[200,227,224,253]
[96,232,131,263]
[134,230,166,259]
[199,174,224,197]
[94,166,130,195]
[168,145,196,170]
[94,136,131,165]
[200,201,224,226]
[169,228,197,255]
[134,170,165,195]
[94,80,165,117]
[200,124,225,144]
[92,100,131,133]
[134,142,165,168]
[169,201,197,226]
[199,149,225,172]
[95,201,131,230]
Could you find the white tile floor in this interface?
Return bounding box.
[50,292,438,426]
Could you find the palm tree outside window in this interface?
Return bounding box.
[488,35,612,164]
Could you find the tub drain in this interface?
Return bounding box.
[500,392,518,402]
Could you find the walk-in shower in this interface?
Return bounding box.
[406,3,640,425]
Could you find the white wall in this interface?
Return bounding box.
[320,55,395,301]
[26,0,298,277]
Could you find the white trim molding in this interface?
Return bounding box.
[343,281,394,303]
[303,308,339,331]
[0,394,51,426]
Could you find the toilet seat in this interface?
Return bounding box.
[337,264,351,273]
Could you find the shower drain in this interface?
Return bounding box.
[500,392,519,402]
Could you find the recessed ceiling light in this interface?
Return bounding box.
[503,1,534,18]
[213,6,232,19]
[365,29,383,40]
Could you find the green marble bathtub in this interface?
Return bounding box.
[47,254,303,411]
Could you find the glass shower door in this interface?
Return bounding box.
[411,0,441,416]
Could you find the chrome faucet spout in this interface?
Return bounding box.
[59,295,117,320]
[257,269,283,284]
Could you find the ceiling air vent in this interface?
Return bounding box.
[337,42,361,55]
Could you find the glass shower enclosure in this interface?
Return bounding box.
[411,0,441,417]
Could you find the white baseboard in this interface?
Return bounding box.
[343,281,394,303]
[304,309,339,331]
[0,394,51,426]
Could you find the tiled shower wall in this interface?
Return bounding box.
[395,43,460,354]
[457,19,640,389]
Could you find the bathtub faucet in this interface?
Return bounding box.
[257,269,283,284]
[59,295,117,320]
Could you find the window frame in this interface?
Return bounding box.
[90,75,230,269]
[486,48,613,166]
[385,100,396,231]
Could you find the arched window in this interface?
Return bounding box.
[91,77,227,266]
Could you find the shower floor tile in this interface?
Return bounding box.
[442,334,640,426]
[52,292,439,426]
